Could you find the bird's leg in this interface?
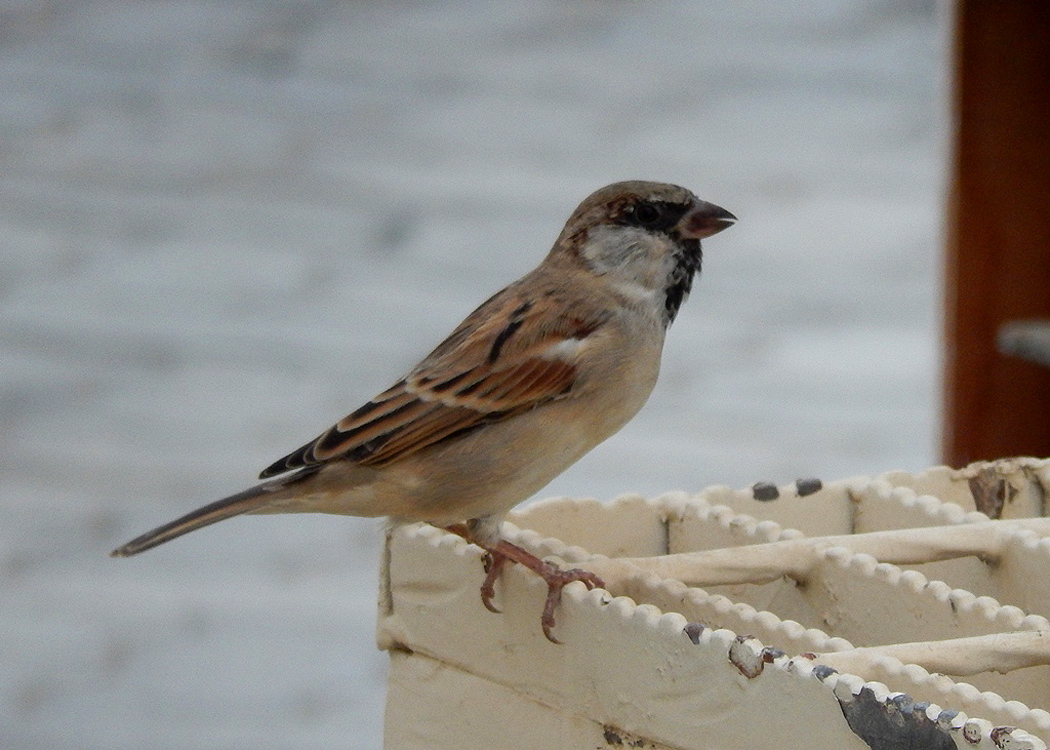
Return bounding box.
[479,547,508,613]
[445,524,506,612]
[444,523,604,642]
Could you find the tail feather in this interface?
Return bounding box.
[110,484,275,557]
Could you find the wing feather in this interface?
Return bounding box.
[361,405,489,466]
[259,280,606,478]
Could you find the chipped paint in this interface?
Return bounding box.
[602,725,654,748]
[729,635,764,678]
[383,460,1050,749]
[836,687,955,750]
[991,725,1034,749]
[683,622,706,645]
[969,468,1015,519]
[752,482,780,501]
[796,477,823,496]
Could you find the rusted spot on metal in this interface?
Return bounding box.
[962,720,982,744]
[752,481,779,501]
[728,635,764,678]
[935,709,959,731]
[683,622,706,645]
[990,725,1019,748]
[601,725,651,748]
[834,686,955,750]
[968,466,1017,519]
[812,664,837,681]
[761,646,785,663]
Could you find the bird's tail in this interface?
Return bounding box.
[110,483,277,557]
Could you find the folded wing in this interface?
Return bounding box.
[259,287,605,477]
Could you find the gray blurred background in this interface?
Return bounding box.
[0,2,946,748]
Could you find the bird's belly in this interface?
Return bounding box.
[381,373,656,524]
[379,416,594,524]
[296,339,661,526]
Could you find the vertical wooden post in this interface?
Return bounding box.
[943,1,1050,466]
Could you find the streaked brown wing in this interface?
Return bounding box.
[259,284,604,477]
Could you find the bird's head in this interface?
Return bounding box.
[553,181,736,325]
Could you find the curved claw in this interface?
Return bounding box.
[480,551,507,613]
[445,525,605,643]
[539,567,604,643]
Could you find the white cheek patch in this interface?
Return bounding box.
[582,225,673,303]
[582,225,648,271]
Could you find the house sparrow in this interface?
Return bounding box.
[111,180,735,641]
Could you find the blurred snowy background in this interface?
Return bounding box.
[0,1,947,748]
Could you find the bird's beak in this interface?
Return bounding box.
[679,200,737,239]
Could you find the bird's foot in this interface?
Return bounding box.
[445,524,604,643]
[479,550,508,613]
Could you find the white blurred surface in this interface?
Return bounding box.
[0,1,946,748]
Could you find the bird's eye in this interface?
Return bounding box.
[632,202,663,226]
